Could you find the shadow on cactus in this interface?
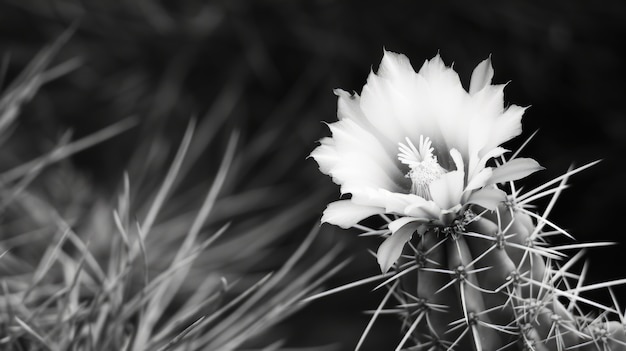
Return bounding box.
[309,50,626,350]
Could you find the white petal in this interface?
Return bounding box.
[348,187,395,208]
[388,216,421,233]
[375,189,442,220]
[405,200,442,219]
[321,200,384,229]
[467,188,507,210]
[377,220,419,273]
[360,51,472,158]
[310,118,407,200]
[379,190,419,214]
[469,146,508,180]
[417,54,464,91]
[465,84,507,163]
[360,51,415,141]
[449,148,465,172]
[335,89,397,156]
[465,167,493,192]
[328,120,399,176]
[417,55,469,154]
[378,50,415,79]
[469,56,494,95]
[429,170,465,210]
[360,51,433,145]
[481,104,526,154]
[335,89,364,122]
[309,137,337,175]
[488,158,544,184]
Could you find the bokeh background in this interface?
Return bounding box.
[1,0,625,349]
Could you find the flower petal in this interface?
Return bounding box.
[360,51,468,159]
[467,187,507,210]
[449,148,465,172]
[310,118,407,202]
[388,217,420,233]
[377,189,441,219]
[377,219,420,273]
[488,158,544,184]
[334,89,398,157]
[465,167,493,192]
[465,84,507,162]
[417,54,465,94]
[469,56,494,95]
[417,56,469,155]
[321,200,384,229]
[481,104,526,154]
[335,89,365,122]
[429,170,465,210]
[470,146,508,180]
[404,199,442,219]
[309,137,337,175]
[359,51,423,144]
[379,190,422,214]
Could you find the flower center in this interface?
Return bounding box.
[398,136,447,199]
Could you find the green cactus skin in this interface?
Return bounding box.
[383,203,626,351]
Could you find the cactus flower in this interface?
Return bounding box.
[311,51,542,273]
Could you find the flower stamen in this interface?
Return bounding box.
[398,136,447,199]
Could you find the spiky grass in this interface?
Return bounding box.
[0,34,340,351]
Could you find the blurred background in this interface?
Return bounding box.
[1,0,625,349]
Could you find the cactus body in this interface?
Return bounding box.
[384,203,626,350]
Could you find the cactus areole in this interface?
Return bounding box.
[310,51,626,350]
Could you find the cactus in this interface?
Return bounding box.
[385,202,626,350]
[310,50,626,350]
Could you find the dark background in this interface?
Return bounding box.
[1,0,625,349]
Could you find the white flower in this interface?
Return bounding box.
[311,51,542,272]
